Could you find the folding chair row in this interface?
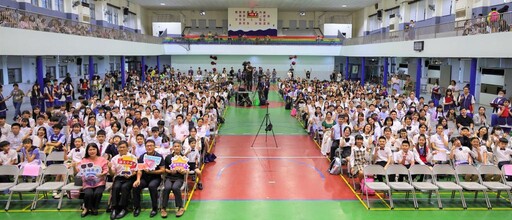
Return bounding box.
[363,164,512,210]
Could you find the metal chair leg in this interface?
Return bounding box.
[388,190,394,209]
[435,190,443,209]
[5,191,13,211]
[459,190,467,209]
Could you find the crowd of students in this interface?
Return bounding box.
[279,77,512,190]
[0,67,230,219]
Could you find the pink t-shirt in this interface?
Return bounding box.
[79,157,108,189]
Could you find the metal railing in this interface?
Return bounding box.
[0,6,162,44]
[344,11,512,46]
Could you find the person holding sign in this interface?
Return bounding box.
[161,141,188,218]
[108,141,137,220]
[73,143,109,217]
[132,140,165,218]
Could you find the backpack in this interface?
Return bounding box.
[290,108,297,117]
[204,152,217,163]
[361,177,376,195]
[328,157,342,175]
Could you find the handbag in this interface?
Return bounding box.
[74,176,83,186]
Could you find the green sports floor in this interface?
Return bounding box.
[1,90,511,220]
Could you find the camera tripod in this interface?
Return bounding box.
[251,102,278,148]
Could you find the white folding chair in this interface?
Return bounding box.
[454,165,491,209]
[432,164,467,209]
[478,165,512,207]
[46,151,65,163]
[362,165,393,209]
[58,168,83,210]
[0,165,20,202]
[408,165,442,209]
[503,164,512,188]
[385,164,418,209]
[5,165,42,211]
[39,152,47,164]
[32,164,69,210]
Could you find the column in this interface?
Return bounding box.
[88,56,94,97]
[345,57,349,80]
[121,56,126,88]
[383,57,389,87]
[141,56,146,83]
[36,56,44,111]
[361,57,366,86]
[156,56,160,72]
[415,58,422,98]
[469,58,477,96]
[1,56,7,86]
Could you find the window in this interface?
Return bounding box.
[46,66,56,79]
[59,65,68,78]
[83,64,98,75]
[41,0,52,9]
[425,0,435,20]
[442,0,452,16]
[384,7,400,27]
[8,68,22,84]
[106,5,119,25]
[56,0,64,12]
[90,3,95,20]
[31,0,38,7]
[125,13,137,29]
[110,63,115,72]
[409,1,418,21]
[368,15,380,32]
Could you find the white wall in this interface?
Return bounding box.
[170,55,334,80]
[0,27,164,56]
[342,32,512,58]
[152,22,182,36]
[323,23,352,38]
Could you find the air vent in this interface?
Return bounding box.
[455,9,466,19]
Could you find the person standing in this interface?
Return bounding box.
[8,83,25,120]
[0,86,9,118]
[458,86,476,114]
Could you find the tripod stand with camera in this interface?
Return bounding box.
[251,102,278,148]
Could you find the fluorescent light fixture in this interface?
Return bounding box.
[342,5,347,7]
[160,3,165,5]
[299,11,306,16]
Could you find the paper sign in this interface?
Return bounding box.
[22,164,41,177]
[144,155,162,171]
[504,165,512,176]
[137,163,149,170]
[118,155,138,175]
[78,163,102,186]
[170,155,189,170]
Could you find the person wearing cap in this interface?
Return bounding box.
[494,137,512,169]
[349,134,369,187]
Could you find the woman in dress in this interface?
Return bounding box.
[320,112,336,156]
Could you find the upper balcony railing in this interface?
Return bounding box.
[344,11,512,46]
[164,34,341,46]
[0,6,162,44]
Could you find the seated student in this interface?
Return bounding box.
[0,140,17,183]
[108,141,137,220]
[73,143,109,217]
[132,140,165,218]
[67,123,83,150]
[411,134,430,166]
[147,127,163,148]
[132,134,146,158]
[64,137,85,164]
[372,136,393,182]
[19,138,41,166]
[44,124,66,155]
[450,138,476,165]
[104,135,121,161]
[186,138,203,190]
[494,138,512,169]
[392,140,415,182]
[349,135,369,188]
[430,124,450,164]
[161,141,188,218]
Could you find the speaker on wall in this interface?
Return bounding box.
[424,60,430,67]
[76,58,82,65]
[377,10,382,19]
[123,8,129,15]
[375,3,378,10]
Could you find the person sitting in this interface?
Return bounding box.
[108,141,137,220]
[73,143,109,217]
[186,138,203,190]
[132,140,165,218]
[161,141,188,218]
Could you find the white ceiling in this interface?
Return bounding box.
[131,0,381,11]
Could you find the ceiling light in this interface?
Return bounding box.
[342,5,347,8]
[199,10,206,16]
[160,3,165,6]
[299,11,306,16]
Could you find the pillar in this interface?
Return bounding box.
[361,57,366,86]
[141,56,146,83]
[156,56,160,72]
[2,56,8,86]
[121,56,126,88]
[383,57,389,87]
[36,56,44,111]
[416,58,422,98]
[470,58,477,96]
[345,57,349,80]
[88,56,94,97]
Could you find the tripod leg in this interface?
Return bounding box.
[251,112,268,147]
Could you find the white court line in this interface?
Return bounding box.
[216,156,326,159]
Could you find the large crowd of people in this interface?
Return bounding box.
[279,76,512,191]
[0,66,231,219]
